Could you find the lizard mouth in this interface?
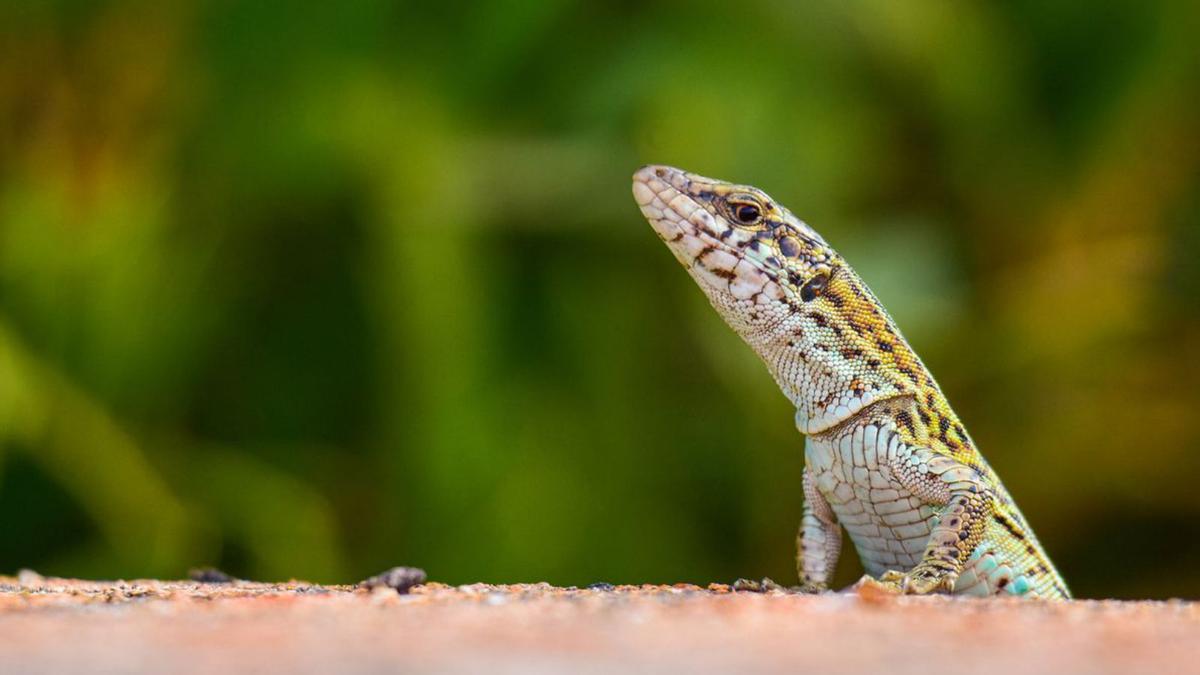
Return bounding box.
[633,165,791,304]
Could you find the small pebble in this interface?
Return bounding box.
[17,569,44,588]
[360,567,427,595]
[189,568,235,584]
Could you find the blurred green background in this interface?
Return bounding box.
[1,0,1198,600]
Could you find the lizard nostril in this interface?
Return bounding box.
[655,168,666,178]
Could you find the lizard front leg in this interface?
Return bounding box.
[881,449,996,595]
[797,466,841,592]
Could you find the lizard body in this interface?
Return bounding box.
[632,165,1069,598]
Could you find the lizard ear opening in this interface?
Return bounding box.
[800,271,830,302]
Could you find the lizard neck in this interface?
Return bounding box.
[752,333,908,434]
[742,268,933,435]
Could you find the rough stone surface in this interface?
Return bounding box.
[0,575,1196,674]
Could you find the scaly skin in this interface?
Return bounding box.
[632,165,1070,598]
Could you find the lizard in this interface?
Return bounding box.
[632,165,1070,598]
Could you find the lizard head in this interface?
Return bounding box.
[632,164,918,433]
[632,164,838,335]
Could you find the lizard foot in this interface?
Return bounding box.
[877,566,955,595]
[850,574,902,597]
[796,581,828,594]
[732,577,788,593]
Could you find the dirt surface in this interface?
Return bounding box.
[1,572,1197,674]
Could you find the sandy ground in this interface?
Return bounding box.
[1,572,1197,674]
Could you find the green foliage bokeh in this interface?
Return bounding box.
[1,0,1198,599]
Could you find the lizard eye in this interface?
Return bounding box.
[800,270,830,302]
[731,202,762,225]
